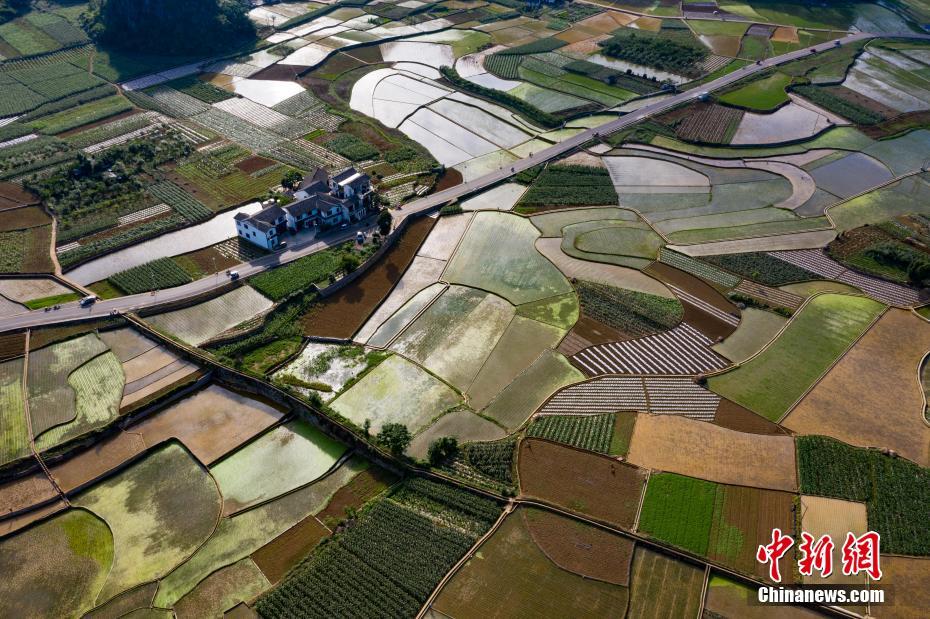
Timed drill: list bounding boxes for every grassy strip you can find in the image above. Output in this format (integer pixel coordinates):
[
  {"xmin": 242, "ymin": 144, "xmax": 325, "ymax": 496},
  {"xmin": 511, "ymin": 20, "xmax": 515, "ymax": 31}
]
[
  {"xmin": 798, "ymin": 435, "xmax": 930, "ymax": 555},
  {"xmin": 439, "ymin": 66, "xmax": 559, "ymax": 129},
  {"xmin": 23, "ymin": 292, "xmax": 80, "ymax": 309}
]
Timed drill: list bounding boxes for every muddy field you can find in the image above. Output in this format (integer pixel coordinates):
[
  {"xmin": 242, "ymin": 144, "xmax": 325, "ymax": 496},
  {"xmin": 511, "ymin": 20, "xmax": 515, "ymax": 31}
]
[
  {"xmin": 644, "ymin": 262, "xmax": 740, "ymax": 341},
  {"xmin": 518, "ymin": 439, "xmax": 646, "ymax": 529},
  {"xmin": 301, "ymin": 215, "xmax": 435, "ymax": 339},
  {"xmin": 713, "ymin": 398, "xmax": 788, "ymax": 436},
  {"xmin": 522, "ymin": 507, "xmax": 634, "ymax": 586}
]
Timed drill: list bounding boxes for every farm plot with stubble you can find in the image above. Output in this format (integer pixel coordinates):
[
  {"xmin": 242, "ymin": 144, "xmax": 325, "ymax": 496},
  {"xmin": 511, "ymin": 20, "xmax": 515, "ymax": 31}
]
[
  {"xmin": 444, "ymin": 212, "xmax": 573, "ymax": 305},
  {"xmin": 210, "ymin": 419, "xmax": 347, "ymax": 514},
  {"xmin": 145, "ymin": 286, "xmax": 273, "ymax": 346},
  {"xmin": 708, "ymin": 293, "xmax": 884, "ymax": 421},
  {"xmin": 432, "ymin": 507, "xmax": 631, "ymax": 619},
  {"xmin": 626, "ymin": 547, "xmax": 705, "ymax": 619},
  {"xmin": 330, "ymin": 354, "xmax": 460, "ymax": 434},
  {"xmin": 626, "ymin": 414, "xmax": 798, "ymax": 491},
  {"xmin": 782, "ymin": 309, "xmax": 930, "ymax": 467}
]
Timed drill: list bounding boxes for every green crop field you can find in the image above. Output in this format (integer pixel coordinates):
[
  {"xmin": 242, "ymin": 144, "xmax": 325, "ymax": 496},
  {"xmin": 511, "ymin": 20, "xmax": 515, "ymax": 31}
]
[
  {"xmin": 109, "ymin": 257, "xmax": 194, "ymax": 295},
  {"xmin": 249, "ymin": 246, "xmax": 345, "ymax": 301},
  {"xmin": 0, "ymin": 357, "xmax": 28, "ymax": 466},
  {"xmin": 718, "ymin": 72, "xmax": 793, "ymax": 111},
  {"xmin": 576, "ymin": 280, "xmax": 682, "ymax": 338},
  {"xmin": 527, "ymin": 414, "xmax": 615, "ymax": 453},
  {"xmin": 637, "ymin": 473, "xmax": 718, "ymax": 555},
  {"xmin": 708, "ymin": 294, "xmax": 884, "ymax": 420},
  {"xmin": 798, "ymin": 436, "xmax": 930, "ymax": 555}
]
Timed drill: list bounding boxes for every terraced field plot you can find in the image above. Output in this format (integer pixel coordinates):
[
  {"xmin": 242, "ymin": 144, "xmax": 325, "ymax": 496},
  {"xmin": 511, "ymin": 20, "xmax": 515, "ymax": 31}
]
[
  {"xmin": 406, "ymin": 409, "xmax": 507, "ymax": 461},
  {"xmin": 145, "ymin": 286, "xmax": 273, "ymax": 346},
  {"xmin": 390, "ymin": 285, "xmax": 515, "ymax": 391},
  {"xmin": 708, "ymin": 293, "xmax": 884, "ymax": 421},
  {"xmin": 432, "ymin": 508, "xmax": 631, "ymax": 619},
  {"xmin": 483, "ymin": 349, "xmax": 584, "ymax": 430},
  {"xmin": 211, "ymin": 419, "xmax": 347, "ymax": 514},
  {"xmin": 713, "ymin": 307, "xmax": 788, "ymax": 363},
  {"xmin": 0, "ymin": 357, "xmax": 27, "ymax": 466},
  {"xmin": 273, "ymin": 342, "xmax": 369, "ymax": 400},
  {"xmin": 74, "ymin": 442, "xmax": 221, "ymax": 604},
  {"xmin": 0, "ymin": 509, "xmax": 113, "ymax": 618},
  {"xmin": 330, "ymin": 354, "xmax": 460, "ymax": 433},
  {"xmin": 26, "ymin": 333, "xmax": 110, "ymax": 437},
  {"xmin": 444, "ymin": 212, "xmax": 573, "ymax": 305}
]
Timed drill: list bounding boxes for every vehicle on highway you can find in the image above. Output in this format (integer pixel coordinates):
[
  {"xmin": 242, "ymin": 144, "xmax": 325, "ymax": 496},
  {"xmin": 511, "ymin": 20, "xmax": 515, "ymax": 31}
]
[
  {"xmin": 79, "ymin": 295, "xmax": 98, "ymax": 307},
  {"xmin": 229, "ymin": 270, "xmax": 240, "ymax": 280}
]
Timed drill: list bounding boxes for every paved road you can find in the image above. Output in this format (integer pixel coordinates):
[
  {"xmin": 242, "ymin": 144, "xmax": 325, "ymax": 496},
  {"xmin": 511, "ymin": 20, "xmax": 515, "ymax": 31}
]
[{"xmin": 0, "ymin": 31, "xmax": 914, "ymax": 332}]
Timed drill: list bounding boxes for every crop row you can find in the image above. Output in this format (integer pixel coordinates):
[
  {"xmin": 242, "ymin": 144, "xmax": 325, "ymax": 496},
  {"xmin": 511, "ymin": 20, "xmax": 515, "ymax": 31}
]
[
  {"xmin": 66, "ymin": 113, "xmax": 154, "ymax": 150},
  {"xmin": 256, "ymin": 479, "xmax": 499, "ymax": 618},
  {"xmin": 109, "ymin": 257, "xmax": 193, "ymax": 294},
  {"xmin": 58, "ymin": 215, "xmax": 184, "ymax": 269},
  {"xmin": 462, "ymin": 439, "xmax": 515, "ymax": 486},
  {"xmin": 141, "ymin": 86, "xmax": 211, "ymax": 118},
  {"xmin": 164, "ymin": 75, "xmax": 235, "ymax": 104},
  {"xmin": 675, "ymin": 104, "xmax": 744, "ymax": 144},
  {"xmin": 701, "ymin": 251, "xmax": 820, "ymax": 286},
  {"xmin": 29, "ymin": 95, "xmax": 132, "ymax": 135},
  {"xmin": 518, "ymin": 164, "xmax": 618, "ymax": 207},
  {"xmin": 484, "ymin": 53, "xmax": 523, "ymax": 79},
  {"xmin": 249, "ymin": 246, "xmax": 345, "ymax": 301},
  {"xmin": 527, "ymin": 413, "xmax": 614, "ymax": 454},
  {"xmin": 576, "ymin": 280, "xmax": 683, "ymax": 337},
  {"xmin": 792, "ymin": 84, "xmax": 884, "ymax": 125},
  {"xmin": 147, "ymin": 180, "xmax": 213, "ymax": 221},
  {"xmin": 798, "ymin": 436, "xmax": 930, "ymax": 555},
  {"xmin": 189, "ymin": 108, "xmax": 284, "ymax": 151}
]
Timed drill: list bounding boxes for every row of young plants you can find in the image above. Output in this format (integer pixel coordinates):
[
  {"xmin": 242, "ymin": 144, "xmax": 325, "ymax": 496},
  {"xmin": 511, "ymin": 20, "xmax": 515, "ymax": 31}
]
[
  {"xmin": 108, "ymin": 257, "xmax": 192, "ymax": 294},
  {"xmin": 576, "ymin": 280, "xmax": 683, "ymax": 337},
  {"xmin": 798, "ymin": 435, "xmax": 930, "ymax": 555},
  {"xmin": 255, "ymin": 478, "xmax": 501, "ymax": 618},
  {"xmin": 527, "ymin": 413, "xmax": 614, "ymax": 454},
  {"xmin": 701, "ymin": 252, "xmax": 820, "ymax": 286}
]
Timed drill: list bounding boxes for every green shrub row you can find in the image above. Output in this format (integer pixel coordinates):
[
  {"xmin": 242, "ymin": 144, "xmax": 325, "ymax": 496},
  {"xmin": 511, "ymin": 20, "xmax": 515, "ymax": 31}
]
[
  {"xmin": 792, "ymin": 84, "xmax": 883, "ymax": 125},
  {"xmin": 576, "ymin": 279, "xmax": 683, "ymax": 337},
  {"xmin": 439, "ymin": 65, "xmax": 560, "ymax": 128}
]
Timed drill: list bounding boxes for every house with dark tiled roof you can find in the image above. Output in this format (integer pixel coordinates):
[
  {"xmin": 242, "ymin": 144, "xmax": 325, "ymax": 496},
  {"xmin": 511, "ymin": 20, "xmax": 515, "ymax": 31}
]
[{"xmin": 236, "ymin": 166, "xmax": 375, "ymax": 250}]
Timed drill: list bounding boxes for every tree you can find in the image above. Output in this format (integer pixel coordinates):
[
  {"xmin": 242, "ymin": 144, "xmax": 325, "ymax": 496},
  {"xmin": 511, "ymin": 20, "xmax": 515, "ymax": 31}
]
[
  {"xmin": 377, "ymin": 209, "xmax": 392, "ymax": 235},
  {"xmin": 378, "ymin": 423, "xmax": 411, "ymax": 456},
  {"xmin": 340, "ymin": 253, "xmax": 360, "ymax": 273},
  {"xmin": 428, "ymin": 437, "xmax": 459, "ymax": 466},
  {"xmin": 281, "ymin": 169, "xmax": 303, "ymax": 191},
  {"xmin": 87, "ymin": 0, "xmax": 256, "ymax": 55}
]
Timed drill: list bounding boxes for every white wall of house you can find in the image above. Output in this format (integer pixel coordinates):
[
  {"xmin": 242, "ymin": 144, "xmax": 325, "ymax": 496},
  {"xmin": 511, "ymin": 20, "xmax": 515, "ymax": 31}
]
[{"xmin": 236, "ymin": 220, "xmax": 278, "ymax": 250}]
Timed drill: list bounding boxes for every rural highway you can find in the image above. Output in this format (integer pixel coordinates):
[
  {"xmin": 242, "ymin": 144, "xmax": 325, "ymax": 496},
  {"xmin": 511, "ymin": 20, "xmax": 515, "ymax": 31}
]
[{"xmin": 0, "ymin": 30, "xmax": 906, "ymax": 332}]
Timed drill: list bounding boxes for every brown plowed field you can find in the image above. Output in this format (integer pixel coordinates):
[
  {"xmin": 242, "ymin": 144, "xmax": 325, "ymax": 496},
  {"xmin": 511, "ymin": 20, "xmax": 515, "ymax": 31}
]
[
  {"xmin": 518, "ymin": 438, "xmax": 646, "ymax": 529},
  {"xmin": 0, "ymin": 206, "xmax": 51, "ymax": 232},
  {"xmin": 301, "ymin": 215, "xmax": 435, "ymax": 339},
  {"xmin": 0, "ymin": 183, "xmax": 37, "ymax": 205},
  {"xmin": 714, "ymin": 398, "xmax": 788, "ymax": 436},
  {"xmin": 0, "ymin": 499, "xmax": 66, "ymax": 537},
  {"xmin": 49, "ymin": 431, "xmax": 146, "ymax": 493},
  {"xmin": 644, "ymin": 262, "xmax": 739, "ymax": 341},
  {"xmin": 235, "ymin": 156, "xmax": 278, "ymax": 174},
  {"xmin": 251, "ymin": 514, "xmax": 329, "ymax": 584},
  {"xmin": 0, "ymin": 331, "xmax": 25, "ymax": 361},
  {"xmin": 522, "ymin": 507, "xmax": 634, "ymax": 586},
  {"xmin": 626, "ymin": 414, "xmax": 797, "ymax": 492},
  {"xmin": 879, "ymin": 556, "xmax": 930, "ymax": 618},
  {"xmin": 316, "ymin": 465, "xmax": 398, "ymax": 527},
  {"xmin": 783, "ymin": 309, "xmax": 930, "ymax": 467},
  {"xmin": 0, "ymin": 469, "xmax": 58, "ymax": 516},
  {"xmin": 708, "ymin": 485, "xmax": 796, "ymax": 581}
]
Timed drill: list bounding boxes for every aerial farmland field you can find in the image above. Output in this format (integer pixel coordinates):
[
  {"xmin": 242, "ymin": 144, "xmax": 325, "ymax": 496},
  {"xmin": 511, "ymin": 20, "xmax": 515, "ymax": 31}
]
[{"xmin": 4, "ymin": 0, "xmax": 930, "ymax": 614}]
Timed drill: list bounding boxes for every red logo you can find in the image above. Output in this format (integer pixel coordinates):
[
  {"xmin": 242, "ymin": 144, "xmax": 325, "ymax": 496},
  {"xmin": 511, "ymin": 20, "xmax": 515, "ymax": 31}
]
[
  {"xmin": 756, "ymin": 530, "xmax": 883, "ymax": 583},
  {"xmin": 756, "ymin": 528, "xmax": 794, "ymax": 582}
]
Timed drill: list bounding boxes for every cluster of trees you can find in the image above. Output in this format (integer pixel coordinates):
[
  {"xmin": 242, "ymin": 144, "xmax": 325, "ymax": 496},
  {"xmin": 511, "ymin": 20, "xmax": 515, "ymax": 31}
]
[
  {"xmin": 85, "ymin": 0, "xmax": 255, "ymax": 55},
  {"xmin": 599, "ymin": 33, "xmax": 707, "ymax": 77},
  {"xmin": 0, "ymin": 0, "xmax": 29, "ymax": 24},
  {"xmin": 866, "ymin": 242, "xmax": 930, "ymax": 287}
]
